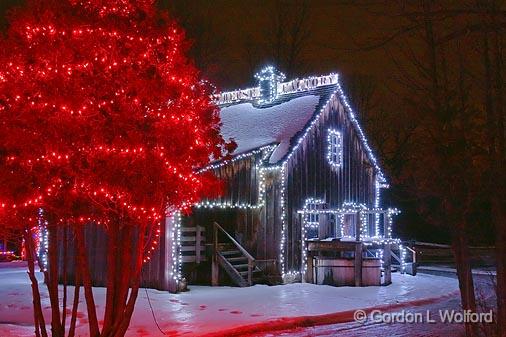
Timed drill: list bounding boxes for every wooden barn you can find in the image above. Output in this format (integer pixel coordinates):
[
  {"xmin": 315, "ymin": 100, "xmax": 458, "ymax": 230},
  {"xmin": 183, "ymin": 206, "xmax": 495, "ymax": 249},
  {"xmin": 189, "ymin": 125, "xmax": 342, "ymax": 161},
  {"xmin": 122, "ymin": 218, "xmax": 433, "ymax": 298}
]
[
  {"xmin": 140, "ymin": 66, "xmax": 408, "ymax": 293},
  {"xmin": 59, "ymin": 67, "xmax": 408, "ymax": 293}
]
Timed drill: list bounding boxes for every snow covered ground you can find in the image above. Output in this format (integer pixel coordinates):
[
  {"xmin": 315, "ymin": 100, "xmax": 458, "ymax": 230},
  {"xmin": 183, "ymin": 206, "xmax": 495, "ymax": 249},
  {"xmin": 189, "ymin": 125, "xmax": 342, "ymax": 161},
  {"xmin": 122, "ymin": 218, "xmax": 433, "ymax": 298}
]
[{"xmin": 0, "ymin": 261, "xmax": 459, "ymax": 336}]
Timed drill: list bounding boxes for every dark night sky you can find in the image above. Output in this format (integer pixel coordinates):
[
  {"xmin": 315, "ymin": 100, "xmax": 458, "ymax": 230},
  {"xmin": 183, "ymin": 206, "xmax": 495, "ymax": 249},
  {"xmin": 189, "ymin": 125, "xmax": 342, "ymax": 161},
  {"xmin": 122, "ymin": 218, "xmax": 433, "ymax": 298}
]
[
  {"xmin": 2, "ymin": 0, "xmax": 493, "ymax": 244},
  {"xmin": 165, "ymin": 1, "xmax": 397, "ymax": 88}
]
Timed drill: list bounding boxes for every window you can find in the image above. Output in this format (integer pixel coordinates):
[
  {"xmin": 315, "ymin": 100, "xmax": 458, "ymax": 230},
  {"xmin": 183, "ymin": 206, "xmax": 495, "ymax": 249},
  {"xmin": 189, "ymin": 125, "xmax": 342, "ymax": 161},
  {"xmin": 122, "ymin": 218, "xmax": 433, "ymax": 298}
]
[
  {"xmin": 304, "ymin": 199, "xmax": 326, "ymax": 240},
  {"xmin": 307, "ymin": 203, "xmax": 320, "ymax": 228},
  {"xmin": 327, "ymin": 129, "xmax": 343, "ymax": 168}
]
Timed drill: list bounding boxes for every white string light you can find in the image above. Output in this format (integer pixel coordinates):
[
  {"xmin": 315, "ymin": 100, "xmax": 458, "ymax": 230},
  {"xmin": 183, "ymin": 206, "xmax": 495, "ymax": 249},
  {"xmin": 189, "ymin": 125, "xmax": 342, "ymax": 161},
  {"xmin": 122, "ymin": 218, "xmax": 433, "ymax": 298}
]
[
  {"xmin": 37, "ymin": 208, "xmax": 48, "ymax": 272},
  {"xmin": 399, "ymin": 244, "xmax": 406, "ymax": 273},
  {"xmin": 198, "ymin": 145, "xmax": 276, "ymax": 174},
  {"xmin": 254, "ymin": 66, "xmax": 286, "ymax": 104},
  {"xmin": 168, "ymin": 211, "xmax": 182, "ymax": 281},
  {"xmin": 327, "ymin": 129, "xmax": 343, "ymax": 168},
  {"xmin": 215, "ymin": 72, "xmax": 338, "ymax": 106},
  {"xmin": 279, "ymin": 165, "xmax": 287, "ymax": 276}
]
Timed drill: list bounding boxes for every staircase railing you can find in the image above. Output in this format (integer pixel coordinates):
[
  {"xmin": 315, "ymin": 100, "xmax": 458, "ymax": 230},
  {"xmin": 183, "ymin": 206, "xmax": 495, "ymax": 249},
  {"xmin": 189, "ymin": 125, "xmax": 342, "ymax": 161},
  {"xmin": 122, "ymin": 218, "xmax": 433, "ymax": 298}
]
[
  {"xmin": 405, "ymin": 246, "xmax": 416, "ymax": 264},
  {"xmin": 391, "ymin": 243, "xmax": 417, "ymax": 275},
  {"xmin": 213, "ymin": 222, "xmax": 255, "ymax": 285}
]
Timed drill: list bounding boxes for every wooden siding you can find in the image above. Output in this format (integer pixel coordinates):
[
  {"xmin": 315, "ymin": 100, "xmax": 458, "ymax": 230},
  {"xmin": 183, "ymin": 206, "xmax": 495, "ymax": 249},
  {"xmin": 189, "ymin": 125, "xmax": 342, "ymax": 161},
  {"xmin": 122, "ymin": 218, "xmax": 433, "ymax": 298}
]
[
  {"xmin": 57, "ymin": 219, "xmax": 171, "ymax": 291},
  {"xmin": 198, "ymin": 153, "xmax": 260, "ymax": 206},
  {"xmin": 284, "ymin": 94, "xmax": 377, "ymax": 272}
]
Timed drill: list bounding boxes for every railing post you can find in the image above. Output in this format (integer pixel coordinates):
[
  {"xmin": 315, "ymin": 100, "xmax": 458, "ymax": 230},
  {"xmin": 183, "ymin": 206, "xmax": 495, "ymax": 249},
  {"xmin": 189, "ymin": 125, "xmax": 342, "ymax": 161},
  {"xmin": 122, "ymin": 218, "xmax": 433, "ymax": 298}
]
[
  {"xmin": 212, "ymin": 223, "xmax": 219, "ymax": 286},
  {"xmin": 383, "ymin": 243, "xmax": 392, "ymax": 285},
  {"xmin": 406, "ymin": 246, "xmax": 416, "ymax": 264},
  {"xmin": 248, "ymin": 259, "xmax": 252, "ymax": 286}
]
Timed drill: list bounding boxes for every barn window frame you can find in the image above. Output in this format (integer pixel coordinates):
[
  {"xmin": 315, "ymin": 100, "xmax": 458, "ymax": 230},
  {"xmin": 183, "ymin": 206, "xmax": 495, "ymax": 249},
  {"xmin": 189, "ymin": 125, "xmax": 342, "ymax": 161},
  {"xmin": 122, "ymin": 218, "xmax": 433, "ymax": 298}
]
[
  {"xmin": 327, "ymin": 129, "xmax": 343, "ymax": 168},
  {"xmin": 303, "ymin": 199, "xmax": 327, "ymax": 240},
  {"xmin": 306, "ymin": 203, "xmax": 320, "ymax": 228}
]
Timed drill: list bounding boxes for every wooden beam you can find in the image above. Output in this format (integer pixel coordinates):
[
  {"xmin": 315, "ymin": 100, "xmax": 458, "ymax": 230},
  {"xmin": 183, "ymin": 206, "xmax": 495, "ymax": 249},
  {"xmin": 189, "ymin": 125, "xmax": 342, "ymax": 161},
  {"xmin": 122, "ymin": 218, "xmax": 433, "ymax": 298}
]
[
  {"xmin": 181, "ymin": 227, "xmax": 206, "ymax": 232},
  {"xmin": 181, "ymin": 256, "xmax": 208, "ymax": 263},
  {"xmin": 179, "ymin": 246, "xmax": 205, "ymax": 252},
  {"xmin": 307, "ymin": 240, "xmax": 359, "ymax": 251}
]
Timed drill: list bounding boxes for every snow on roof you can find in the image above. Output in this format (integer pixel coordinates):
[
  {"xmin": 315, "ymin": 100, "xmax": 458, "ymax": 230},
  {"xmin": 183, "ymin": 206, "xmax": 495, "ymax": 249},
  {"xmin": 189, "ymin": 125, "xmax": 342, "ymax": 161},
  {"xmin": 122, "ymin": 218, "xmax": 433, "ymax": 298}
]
[
  {"xmin": 211, "ymin": 70, "xmax": 385, "ymax": 181},
  {"xmin": 220, "ymin": 95, "xmax": 320, "ymax": 163}
]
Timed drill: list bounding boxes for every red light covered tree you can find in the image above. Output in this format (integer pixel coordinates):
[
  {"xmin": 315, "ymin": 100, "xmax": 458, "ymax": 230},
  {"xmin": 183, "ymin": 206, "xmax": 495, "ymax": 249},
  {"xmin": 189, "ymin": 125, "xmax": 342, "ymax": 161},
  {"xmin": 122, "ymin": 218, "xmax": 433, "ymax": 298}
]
[{"xmin": 0, "ymin": 0, "xmax": 232, "ymax": 336}]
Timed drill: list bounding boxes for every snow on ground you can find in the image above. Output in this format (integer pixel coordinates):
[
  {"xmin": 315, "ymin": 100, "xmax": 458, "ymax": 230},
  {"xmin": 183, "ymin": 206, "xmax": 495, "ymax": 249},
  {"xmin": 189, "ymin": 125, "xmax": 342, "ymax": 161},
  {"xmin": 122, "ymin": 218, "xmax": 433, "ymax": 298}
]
[
  {"xmin": 0, "ymin": 261, "xmax": 458, "ymax": 337},
  {"xmin": 220, "ymin": 95, "xmax": 320, "ymax": 163}
]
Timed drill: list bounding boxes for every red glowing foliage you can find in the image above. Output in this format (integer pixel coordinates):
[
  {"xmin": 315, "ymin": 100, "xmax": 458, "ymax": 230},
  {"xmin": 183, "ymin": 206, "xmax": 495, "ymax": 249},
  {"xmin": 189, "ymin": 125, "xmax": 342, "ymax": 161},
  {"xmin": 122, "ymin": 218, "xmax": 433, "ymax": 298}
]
[{"xmin": 0, "ymin": 0, "xmax": 229, "ymax": 229}]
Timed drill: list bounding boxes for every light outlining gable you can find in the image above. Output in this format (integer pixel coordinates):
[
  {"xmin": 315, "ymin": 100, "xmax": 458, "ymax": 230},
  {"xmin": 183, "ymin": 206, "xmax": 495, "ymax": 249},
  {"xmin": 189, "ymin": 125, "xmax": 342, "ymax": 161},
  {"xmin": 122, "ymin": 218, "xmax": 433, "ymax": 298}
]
[
  {"xmin": 335, "ymin": 78, "xmax": 386, "ymax": 183},
  {"xmin": 268, "ymin": 75, "xmax": 386, "ymax": 184}
]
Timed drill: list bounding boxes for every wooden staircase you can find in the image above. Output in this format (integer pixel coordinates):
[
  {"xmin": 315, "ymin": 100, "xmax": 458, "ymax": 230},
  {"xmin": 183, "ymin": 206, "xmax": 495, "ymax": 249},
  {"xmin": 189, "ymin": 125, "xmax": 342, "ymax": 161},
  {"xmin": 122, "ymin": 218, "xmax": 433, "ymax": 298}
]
[{"xmin": 212, "ymin": 222, "xmax": 262, "ymax": 287}]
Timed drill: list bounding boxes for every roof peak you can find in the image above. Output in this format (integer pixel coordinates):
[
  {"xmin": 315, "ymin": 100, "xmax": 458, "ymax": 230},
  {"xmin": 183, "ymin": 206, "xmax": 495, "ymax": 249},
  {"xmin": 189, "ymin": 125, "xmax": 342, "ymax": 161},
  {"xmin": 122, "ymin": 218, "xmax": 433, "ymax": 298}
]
[{"xmin": 214, "ymin": 68, "xmax": 338, "ymax": 106}]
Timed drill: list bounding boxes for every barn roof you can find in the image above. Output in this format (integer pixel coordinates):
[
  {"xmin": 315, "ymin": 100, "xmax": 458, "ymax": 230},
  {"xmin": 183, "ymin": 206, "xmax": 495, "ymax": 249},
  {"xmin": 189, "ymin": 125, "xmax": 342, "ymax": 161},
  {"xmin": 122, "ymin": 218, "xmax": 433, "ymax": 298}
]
[
  {"xmin": 220, "ymin": 92, "xmax": 333, "ymax": 164},
  {"xmin": 212, "ymin": 70, "xmax": 386, "ymax": 182}
]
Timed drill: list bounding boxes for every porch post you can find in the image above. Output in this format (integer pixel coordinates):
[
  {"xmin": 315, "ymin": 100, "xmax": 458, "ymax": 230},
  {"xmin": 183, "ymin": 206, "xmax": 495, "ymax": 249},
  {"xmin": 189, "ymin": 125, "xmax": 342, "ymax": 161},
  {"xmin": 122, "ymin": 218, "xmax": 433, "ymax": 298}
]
[
  {"xmin": 195, "ymin": 225, "xmax": 202, "ymax": 264},
  {"xmin": 211, "ymin": 224, "xmax": 219, "ymax": 286},
  {"xmin": 355, "ymin": 211, "xmax": 361, "ymax": 242},
  {"xmin": 354, "ymin": 242, "xmax": 363, "ymax": 287},
  {"xmin": 307, "ymin": 252, "xmax": 314, "ymax": 283}
]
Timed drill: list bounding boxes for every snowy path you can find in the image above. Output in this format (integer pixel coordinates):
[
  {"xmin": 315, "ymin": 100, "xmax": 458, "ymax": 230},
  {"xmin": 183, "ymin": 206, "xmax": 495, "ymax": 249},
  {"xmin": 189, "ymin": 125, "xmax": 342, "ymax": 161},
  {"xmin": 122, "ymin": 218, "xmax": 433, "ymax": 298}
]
[
  {"xmin": 253, "ymin": 296, "xmax": 466, "ymax": 337},
  {"xmin": 0, "ymin": 262, "xmax": 459, "ymax": 336},
  {"xmin": 252, "ymin": 275, "xmax": 496, "ymax": 337}
]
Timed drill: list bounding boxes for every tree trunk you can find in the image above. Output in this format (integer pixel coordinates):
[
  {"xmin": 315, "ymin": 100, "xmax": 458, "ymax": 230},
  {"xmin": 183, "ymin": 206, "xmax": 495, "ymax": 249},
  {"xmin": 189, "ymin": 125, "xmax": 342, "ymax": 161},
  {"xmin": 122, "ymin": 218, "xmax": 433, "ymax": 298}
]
[
  {"xmin": 101, "ymin": 221, "xmax": 119, "ymax": 337},
  {"xmin": 113, "ymin": 225, "xmax": 133, "ymax": 320},
  {"xmin": 452, "ymin": 225, "xmax": 478, "ymax": 337},
  {"xmin": 495, "ymin": 208, "xmax": 506, "ymax": 337},
  {"xmin": 46, "ymin": 225, "xmax": 64, "ymax": 337},
  {"xmin": 491, "ymin": 24, "xmax": 506, "ymax": 337},
  {"xmin": 61, "ymin": 225, "xmax": 68, "ymax": 333},
  {"xmin": 24, "ymin": 229, "xmax": 48, "ymax": 337},
  {"xmin": 68, "ymin": 251, "xmax": 81, "ymax": 337},
  {"xmin": 482, "ymin": 24, "xmax": 506, "ymax": 337},
  {"xmin": 106, "ymin": 224, "xmax": 146, "ymax": 337},
  {"xmin": 75, "ymin": 226, "xmax": 100, "ymax": 337}
]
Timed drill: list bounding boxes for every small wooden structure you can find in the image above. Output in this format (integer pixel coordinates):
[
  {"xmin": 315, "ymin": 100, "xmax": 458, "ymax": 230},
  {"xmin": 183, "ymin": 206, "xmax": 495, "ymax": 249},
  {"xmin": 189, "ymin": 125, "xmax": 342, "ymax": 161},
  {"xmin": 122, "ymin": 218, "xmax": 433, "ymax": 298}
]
[
  {"xmin": 59, "ymin": 67, "xmax": 405, "ymax": 292},
  {"xmin": 161, "ymin": 67, "xmax": 403, "ymax": 291}
]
